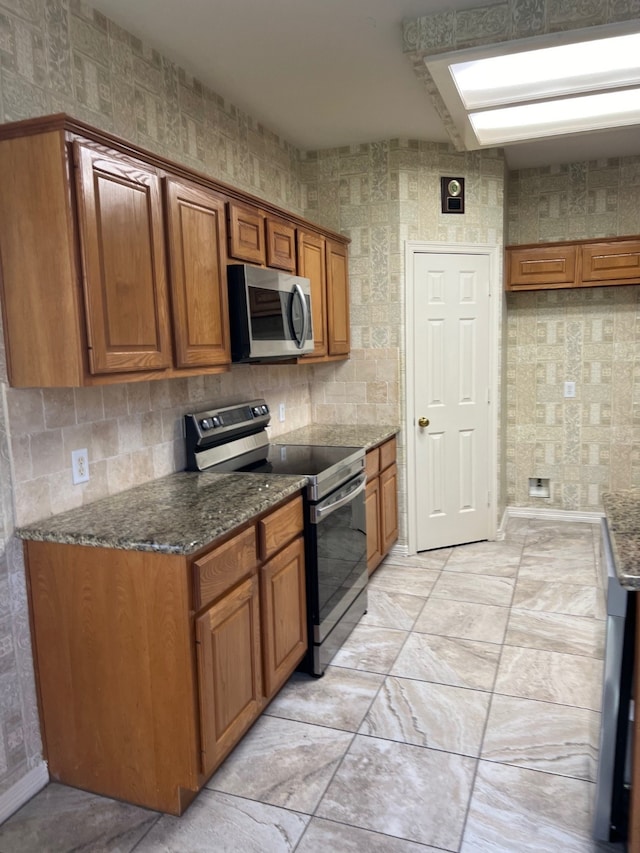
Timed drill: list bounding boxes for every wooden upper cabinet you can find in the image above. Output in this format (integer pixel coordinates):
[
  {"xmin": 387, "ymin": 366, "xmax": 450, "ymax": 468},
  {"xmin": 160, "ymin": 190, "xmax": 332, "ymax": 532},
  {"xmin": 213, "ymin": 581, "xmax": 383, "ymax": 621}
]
[
  {"xmin": 506, "ymin": 244, "xmax": 577, "ymax": 291},
  {"xmin": 74, "ymin": 143, "xmax": 172, "ymax": 374},
  {"xmin": 266, "ymin": 217, "xmax": 296, "ymax": 271},
  {"xmin": 227, "ymin": 201, "xmax": 266, "ymax": 265},
  {"xmin": 165, "ymin": 179, "xmax": 231, "ymax": 368},
  {"xmin": 0, "ymin": 114, "xmax": 350, "ymax": 386},
  {"xmin": 326, "ymin": 239, "xmax": 350, "ymax": 356},
  {"xmin": 0, "ymin": 130, "xmax": 85, "ymax": 387},
  {"xmin": 297, "ymin": 230, "xmax": 328, "ymax": 358},
  {"xmin": 506, "ymin": 235, "xmax": 640, "ymax": 291},
  {"xmin": 581, "ymin": 239, "xmax": 640, "ymax": 284}
]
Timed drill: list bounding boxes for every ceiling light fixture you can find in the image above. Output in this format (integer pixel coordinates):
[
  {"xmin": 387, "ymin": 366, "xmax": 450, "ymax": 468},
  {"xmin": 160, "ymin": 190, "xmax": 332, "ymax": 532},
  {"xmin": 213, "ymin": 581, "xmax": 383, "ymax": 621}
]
[
  {"xmin": 469, "ymin": 87, "xmax": 640, "ymax": 145},
  {"xmin": 450, "ymin": 32, "xmax": 640, "ymax": 109},
  {"xmin": 425, "ymin": 24, "xmax": 640, "ymax": 150}
]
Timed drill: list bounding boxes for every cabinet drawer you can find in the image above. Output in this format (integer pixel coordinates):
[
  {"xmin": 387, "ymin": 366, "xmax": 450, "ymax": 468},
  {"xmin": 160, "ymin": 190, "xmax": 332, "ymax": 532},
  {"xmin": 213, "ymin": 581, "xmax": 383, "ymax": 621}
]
[
  {"xmin": 379, "ymin": 436, "xmax": 396, "ymax": 471},
  {"xmin": 581, "ymin": 240, "xmax": 640, "ymax": 283},
  {"xmin": 507, "ymin": 245, "xmax": 577, "ymax": 289},
  {"xmin": 266, "ymin": 217, "xmax": 296, "ymax": 272},
  {"xmin": 365, "ymin": 447, "xmax": 380, "ymax": 479},
  {"xmin": 193, "ymin": 526, "xmax": 258, "ymax": 610},
  {"xmin": 258, "ymin": 496, "xmax": 304, "ymax": 561},
  {"xmin": 227, "ymin": 201, "xmax": 265, "ymax": 265}
]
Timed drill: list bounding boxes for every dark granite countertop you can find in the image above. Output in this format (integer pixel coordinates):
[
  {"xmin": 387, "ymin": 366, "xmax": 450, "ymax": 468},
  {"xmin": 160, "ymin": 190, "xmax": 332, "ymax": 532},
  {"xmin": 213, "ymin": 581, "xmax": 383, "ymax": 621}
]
[
  {"xmin": 16, "ymin": 471, "xmax": 307, "ymax": 556},
  {"xmin": 602, "ymin": 490, "xmax": 640, "ymax": 590},
  {"xmin": 277, "ymin": 424, "xmax": 399, "ymax": 450},
  {"xmin": 16, "ymin": 423, "xmax": 399, "ymax": 557}
]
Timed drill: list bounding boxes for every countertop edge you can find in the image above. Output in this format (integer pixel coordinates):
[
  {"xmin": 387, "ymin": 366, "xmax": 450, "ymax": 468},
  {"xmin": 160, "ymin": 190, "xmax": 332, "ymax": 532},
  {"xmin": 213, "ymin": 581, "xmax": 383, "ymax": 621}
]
[
  {"xmin": 603, "ymin": 491, "xmax": 640, "ymax": 591},
  {"xmin": 16, "ymin": 473, "xmax": 308, "ymax": 556}
]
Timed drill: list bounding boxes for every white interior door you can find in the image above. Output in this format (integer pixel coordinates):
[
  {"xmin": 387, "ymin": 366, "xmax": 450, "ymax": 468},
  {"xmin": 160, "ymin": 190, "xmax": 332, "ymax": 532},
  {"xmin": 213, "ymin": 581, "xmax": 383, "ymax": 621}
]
[{"xmin": 411, "ymin": 249, "xmax": 493, "ymax": 552}]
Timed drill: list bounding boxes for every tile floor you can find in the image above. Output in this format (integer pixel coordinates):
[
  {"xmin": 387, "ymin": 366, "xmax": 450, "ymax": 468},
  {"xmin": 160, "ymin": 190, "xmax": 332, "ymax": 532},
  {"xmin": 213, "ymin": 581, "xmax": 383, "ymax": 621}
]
[{"xmin": 0, "ymin": 516, "xmax": 629, "ymax": 852}]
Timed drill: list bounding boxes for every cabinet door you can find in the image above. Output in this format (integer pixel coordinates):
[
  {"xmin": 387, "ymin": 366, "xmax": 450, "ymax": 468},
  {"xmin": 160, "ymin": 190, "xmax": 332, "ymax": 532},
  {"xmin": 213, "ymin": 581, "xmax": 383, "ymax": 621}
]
[
  {"xmin": 195, "ymin": 574, "xmax": 263, "ymax": 777},
  {"xmin": 581, "ymin": 240, "xmax": 640, "ymax": 284},
  {"xmin": 74, "ymin": 143, "xmax": 172, "ymax": 374},
  {"xmin": 227, "ymin": 201, "xmax": 265, "ymax": 265},
  {"xmin": 365, "ymin": 476, "xmax": 383, "ymax": 575},
  {"xmin": 165, "ymin": 179, "xmax": 231, "ymax": 368},
  {"xmin": 506, "ymin": 244, "xmax": 577, "ymax": 290},
  {"xmin": 297, "ymin": 230, "xmax": 328, "ymax": 358},
  {"xmin": 380, "ymin": 462, "xmax": 399, "ymax": 555},
  {"xmin": 266, "ymin": 217, "xmax": 296, "ymax": 271},
  {"xmin": 260, "ymin": 537, "xmax": 306, "ymax": 698},
  {"xmin": 326, "ymin": 239, "xmax": 350, "ymax": 356}
]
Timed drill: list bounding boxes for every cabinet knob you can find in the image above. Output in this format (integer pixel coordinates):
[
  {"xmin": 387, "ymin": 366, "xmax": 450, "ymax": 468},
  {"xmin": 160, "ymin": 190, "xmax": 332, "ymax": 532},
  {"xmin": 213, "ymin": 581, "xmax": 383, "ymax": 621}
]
[{"xmin": 418, "ymin": 417, "xmax": 430, "ymax": 428}]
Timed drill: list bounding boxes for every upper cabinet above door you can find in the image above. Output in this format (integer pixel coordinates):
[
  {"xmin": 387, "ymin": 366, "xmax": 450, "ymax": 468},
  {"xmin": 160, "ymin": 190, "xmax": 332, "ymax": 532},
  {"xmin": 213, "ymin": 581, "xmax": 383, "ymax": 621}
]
[{"xmin": 506, "ymin": 236, "xmax": 640, "ymax": 292}]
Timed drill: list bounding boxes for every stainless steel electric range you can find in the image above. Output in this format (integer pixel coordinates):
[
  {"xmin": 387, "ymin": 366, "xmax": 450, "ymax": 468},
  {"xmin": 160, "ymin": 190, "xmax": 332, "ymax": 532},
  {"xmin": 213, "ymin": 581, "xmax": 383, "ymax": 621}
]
[{"xmin": 184, "ymin": 399, "xmax": 368, "ymax": 676}]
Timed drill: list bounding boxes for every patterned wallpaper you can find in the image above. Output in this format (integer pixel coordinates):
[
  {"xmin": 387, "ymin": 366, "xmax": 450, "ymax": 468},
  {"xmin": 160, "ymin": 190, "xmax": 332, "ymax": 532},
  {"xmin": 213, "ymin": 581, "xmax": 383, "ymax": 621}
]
[{"xmin": 505, "ymin": 159, "xmax": 640, "ymax": 511}]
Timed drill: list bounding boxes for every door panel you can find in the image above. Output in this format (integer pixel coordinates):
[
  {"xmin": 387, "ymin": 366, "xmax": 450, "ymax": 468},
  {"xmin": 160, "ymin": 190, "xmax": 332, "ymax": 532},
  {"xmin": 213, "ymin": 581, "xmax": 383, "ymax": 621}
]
[
  {"xmin": 165, "ymin": 179, "xmax": 230, "ymax": 368},
  {"xmin": 195, "ymin": 575, "xmax": 262, "ymax": 777},
  {"xmin": 74, "ymin": 144, "xmax": 171, "ymax": 374},
  {"xmin": 414, "ymin": 252, "xmax": 490, "ymax": 551}
]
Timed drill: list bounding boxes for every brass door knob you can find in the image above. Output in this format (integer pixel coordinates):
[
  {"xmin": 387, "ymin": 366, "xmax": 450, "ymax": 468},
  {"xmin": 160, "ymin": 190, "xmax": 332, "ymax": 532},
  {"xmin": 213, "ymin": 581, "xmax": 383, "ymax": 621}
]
[{"xmin": 418, "ymin": 417, "xmax": 430, "ymax": 428}]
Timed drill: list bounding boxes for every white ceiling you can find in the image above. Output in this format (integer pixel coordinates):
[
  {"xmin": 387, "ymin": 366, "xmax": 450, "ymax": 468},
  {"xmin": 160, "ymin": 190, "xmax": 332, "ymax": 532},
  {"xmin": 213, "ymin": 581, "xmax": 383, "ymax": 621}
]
[{"xmin": 94, "ymin": 0, "xmax": 640, "ymax": 170}]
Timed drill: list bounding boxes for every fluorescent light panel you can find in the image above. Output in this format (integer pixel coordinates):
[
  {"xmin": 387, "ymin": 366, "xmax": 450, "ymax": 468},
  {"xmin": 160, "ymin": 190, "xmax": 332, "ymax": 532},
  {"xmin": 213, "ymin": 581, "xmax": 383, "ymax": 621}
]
[
  {"xmin": 442, "ymin": 29, "xmax": 640, "ymax": 147},
  {"xmin": 450, "ymin": 32, "xmax": 640, "ymax": 109},
  {"xmin": 469, "ymin": 87, "xmax": 640, "ymax": 144}
]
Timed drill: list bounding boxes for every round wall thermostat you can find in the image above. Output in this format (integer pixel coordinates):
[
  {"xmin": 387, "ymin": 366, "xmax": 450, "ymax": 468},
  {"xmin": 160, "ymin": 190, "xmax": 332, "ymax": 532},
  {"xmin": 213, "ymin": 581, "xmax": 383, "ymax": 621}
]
[{"xmin": 441, "ymin": 176, "xmax": 465, "ymax": 213}]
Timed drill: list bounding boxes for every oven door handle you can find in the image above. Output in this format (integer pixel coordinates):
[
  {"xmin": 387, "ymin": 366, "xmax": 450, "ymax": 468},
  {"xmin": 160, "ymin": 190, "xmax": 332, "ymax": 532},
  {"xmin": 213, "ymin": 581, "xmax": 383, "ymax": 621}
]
[{"xmin": 310, "ymin": 473, "xmax": 367, "ymax": 523}]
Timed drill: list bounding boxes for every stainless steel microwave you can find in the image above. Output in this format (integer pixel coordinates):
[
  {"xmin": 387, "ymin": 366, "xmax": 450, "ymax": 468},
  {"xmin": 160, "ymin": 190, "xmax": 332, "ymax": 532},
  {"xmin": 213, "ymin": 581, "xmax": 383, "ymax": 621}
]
[{"xmin": 227, "ymin": 264, "xmax": 314, "ymax": 362}]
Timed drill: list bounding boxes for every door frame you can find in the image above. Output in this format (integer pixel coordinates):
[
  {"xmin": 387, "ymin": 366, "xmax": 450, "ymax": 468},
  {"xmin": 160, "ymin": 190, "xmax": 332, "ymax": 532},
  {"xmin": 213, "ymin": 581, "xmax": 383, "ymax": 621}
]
[{"xmin": 404, "ymin": 241, "xmax": 501, "ymax": 555}]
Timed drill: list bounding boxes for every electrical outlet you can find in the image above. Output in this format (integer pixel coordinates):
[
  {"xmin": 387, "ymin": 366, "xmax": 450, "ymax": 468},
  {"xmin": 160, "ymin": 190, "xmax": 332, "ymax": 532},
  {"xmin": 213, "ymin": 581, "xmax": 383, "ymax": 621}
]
[
  {"xmin": 279, "ymin": 402, "xmax": 285, "ymax": 423},
  {"xmin": 71, "ymin": 448, "xmax": 89, "ymax": 484},
  {"xmin": 564, "ymin": 381, "xmax": 576, "ymax": 398}
]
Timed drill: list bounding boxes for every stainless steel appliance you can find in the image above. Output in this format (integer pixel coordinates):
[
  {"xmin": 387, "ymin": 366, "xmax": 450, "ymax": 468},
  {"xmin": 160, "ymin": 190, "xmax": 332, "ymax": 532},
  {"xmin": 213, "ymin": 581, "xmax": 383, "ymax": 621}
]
[
  {"xmin": 184, "ymin": 399, "xmax": 367, "ymax": 676},
  {"xmin": 594, "ymin": 516, "xmax": 634, "ymax": 843},
  {"xmin": 227, "ymin": 264, "xmax": 313, "ymax": 362}
]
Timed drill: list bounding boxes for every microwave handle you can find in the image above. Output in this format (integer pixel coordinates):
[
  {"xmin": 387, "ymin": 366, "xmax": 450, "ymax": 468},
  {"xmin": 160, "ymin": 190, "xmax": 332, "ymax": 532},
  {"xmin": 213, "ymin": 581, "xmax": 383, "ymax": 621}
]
[{"xmin": 292, "ymin": 283, "xmax": 310, "ymax": 349}]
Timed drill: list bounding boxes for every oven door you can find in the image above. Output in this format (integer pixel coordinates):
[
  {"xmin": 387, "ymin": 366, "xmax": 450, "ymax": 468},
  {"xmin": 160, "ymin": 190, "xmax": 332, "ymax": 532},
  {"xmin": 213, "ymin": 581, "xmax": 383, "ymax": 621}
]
[{"xmin": 307, "ymin": 472, "xmax": 367, "ymax": 645}]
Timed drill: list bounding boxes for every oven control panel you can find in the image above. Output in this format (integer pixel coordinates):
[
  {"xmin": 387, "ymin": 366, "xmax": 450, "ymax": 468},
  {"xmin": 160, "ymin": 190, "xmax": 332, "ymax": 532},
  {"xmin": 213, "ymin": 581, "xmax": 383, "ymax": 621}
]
[{"xmin": 184, "ymin": 399, "xmax": 271, "ymax": 470}]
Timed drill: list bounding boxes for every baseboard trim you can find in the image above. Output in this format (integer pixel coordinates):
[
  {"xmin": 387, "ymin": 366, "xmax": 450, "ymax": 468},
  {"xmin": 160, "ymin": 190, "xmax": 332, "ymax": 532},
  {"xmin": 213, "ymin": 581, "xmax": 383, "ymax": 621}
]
[
  {"xmin": 500, "ymin": 505, "xmax": 604, "ymax": 536},
  {"xmin": 387, "ymin": 543, "xmax": 409, "ymax": 559},
  {"xmin": 0, "ymin": 763, "xmax": 48, "ymax": 824}
]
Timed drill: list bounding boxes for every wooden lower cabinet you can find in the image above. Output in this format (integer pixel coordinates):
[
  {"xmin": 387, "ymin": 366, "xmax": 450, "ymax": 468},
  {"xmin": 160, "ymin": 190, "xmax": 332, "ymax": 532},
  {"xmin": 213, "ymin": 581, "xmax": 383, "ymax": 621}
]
[
  {"xmin": 380, "ymin": 462, "xmax": 399, "ymax": 555},
  {"xmin": 365, "ymin": 436, "xmax": 399, "ymax": 574},
  {"xmin": 365, "ymin": 477, "xmax": 383, "ymax": 570},
  {"xmin": 196, "ymin": 574, "xmax": 263, "ymax": 778},
  {"xmin": 24, "ymin": 493, "xmax": 306, "ymax": 815},
  {"xmin": 260, "ymin": 536, "xmax": 306, "ymax": 697}
]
